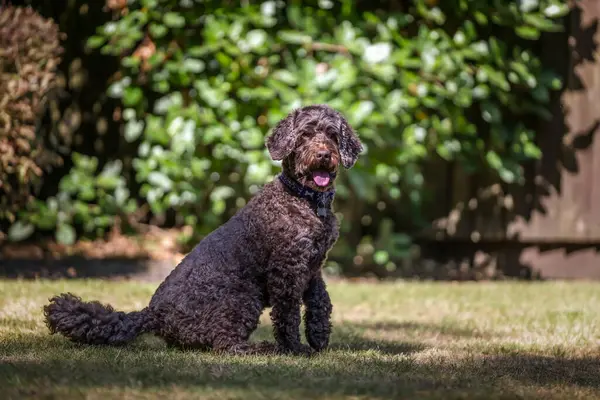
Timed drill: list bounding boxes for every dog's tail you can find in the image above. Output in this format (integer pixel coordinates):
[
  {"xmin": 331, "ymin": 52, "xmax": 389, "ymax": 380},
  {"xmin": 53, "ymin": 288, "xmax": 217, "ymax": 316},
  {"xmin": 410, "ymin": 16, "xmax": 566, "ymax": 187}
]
[{"xmin": 43, "ymin": 293, "xmax": 156, "ymax": 345}]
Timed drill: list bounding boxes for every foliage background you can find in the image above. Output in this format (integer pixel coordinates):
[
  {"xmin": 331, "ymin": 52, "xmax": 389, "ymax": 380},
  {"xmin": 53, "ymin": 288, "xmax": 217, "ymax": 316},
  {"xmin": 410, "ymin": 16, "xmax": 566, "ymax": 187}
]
[{"xmin": 1, "ymin": 0, "xmax": 569, "ymax": 277}]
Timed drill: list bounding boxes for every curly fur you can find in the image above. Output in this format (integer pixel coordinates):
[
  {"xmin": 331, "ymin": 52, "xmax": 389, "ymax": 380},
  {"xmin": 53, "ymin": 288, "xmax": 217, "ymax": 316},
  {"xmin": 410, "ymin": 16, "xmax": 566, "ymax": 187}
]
[
  {"xmin": 44, "ymin": 104, "xmax": 363, "ymax": 356},
  {"xmin": 44, "ymin": 293, "xmax": 155, "ymax": 345}
]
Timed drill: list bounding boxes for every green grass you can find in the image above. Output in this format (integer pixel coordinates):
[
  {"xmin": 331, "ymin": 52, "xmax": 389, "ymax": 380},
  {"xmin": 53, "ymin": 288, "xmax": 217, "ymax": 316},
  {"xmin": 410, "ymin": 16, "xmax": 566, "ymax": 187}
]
[{"xmin": 2, "ymin": 280, "xmax": 600, "ymax": 399}]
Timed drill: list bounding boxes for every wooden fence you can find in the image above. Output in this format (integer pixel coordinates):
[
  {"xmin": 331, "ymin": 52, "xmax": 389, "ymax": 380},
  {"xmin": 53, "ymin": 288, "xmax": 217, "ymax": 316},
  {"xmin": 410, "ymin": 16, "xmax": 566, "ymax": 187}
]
[{"xmin": 419, "ymin": 0, "xmax": 600, "ymax": 279}]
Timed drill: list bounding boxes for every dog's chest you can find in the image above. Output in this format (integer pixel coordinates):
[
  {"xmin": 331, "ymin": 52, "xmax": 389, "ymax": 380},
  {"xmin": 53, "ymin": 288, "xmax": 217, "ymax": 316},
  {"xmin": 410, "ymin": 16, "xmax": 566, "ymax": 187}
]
[
  {"xmin": 305, "ymin": 215, "xmax": 338, "ymax": 270},
  {"xmin": 269, "ymin": 190, "xmax": 339, "ymax": 268}
]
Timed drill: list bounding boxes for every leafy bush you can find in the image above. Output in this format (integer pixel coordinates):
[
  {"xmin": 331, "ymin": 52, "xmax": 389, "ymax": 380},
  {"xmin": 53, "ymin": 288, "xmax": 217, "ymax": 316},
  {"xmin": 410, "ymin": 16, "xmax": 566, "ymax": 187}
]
[
  {"xmin": 9, "ymin": 153, "xmax": 137, "ymax": 244},
  {"xmin": 0, "ymin": 6, "xmax": 65, "ymax": 223},
  {"xmin": 7, "ymin": 0, "xmax": 568, "ymax": 275}
]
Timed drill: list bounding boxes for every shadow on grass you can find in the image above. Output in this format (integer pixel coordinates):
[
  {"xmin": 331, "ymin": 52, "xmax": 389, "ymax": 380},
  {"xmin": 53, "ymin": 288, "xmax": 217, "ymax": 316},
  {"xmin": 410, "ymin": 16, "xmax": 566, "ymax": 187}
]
[
  {"xmin": 342, "ymin": 320, "xmax": 496, "ymax": 339},
  {"xmin": 247, "ymin": 318, "xmax": 497, "ymax": 357},
  {"xmin": 252, "ymin": 323, "xmax": 428, "ymax": 356},
  {"xmin": 2, "ymin": 322, "xmax": 600, "ymax": 399}
]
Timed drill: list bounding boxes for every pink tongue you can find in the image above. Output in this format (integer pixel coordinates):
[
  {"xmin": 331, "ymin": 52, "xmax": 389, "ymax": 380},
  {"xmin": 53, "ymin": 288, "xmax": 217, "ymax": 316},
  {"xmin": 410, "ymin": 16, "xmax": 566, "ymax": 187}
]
[{"xmin": 312, "ymin": 171, "xmax": 331, "ymax": 187}]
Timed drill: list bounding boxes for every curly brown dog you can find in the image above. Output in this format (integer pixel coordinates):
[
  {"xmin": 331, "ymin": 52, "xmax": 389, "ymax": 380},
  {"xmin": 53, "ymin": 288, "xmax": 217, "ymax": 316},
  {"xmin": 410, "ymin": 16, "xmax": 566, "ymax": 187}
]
[{"xmin": 43, "ymin": 104, "xmax": 363, "ymax": 356}]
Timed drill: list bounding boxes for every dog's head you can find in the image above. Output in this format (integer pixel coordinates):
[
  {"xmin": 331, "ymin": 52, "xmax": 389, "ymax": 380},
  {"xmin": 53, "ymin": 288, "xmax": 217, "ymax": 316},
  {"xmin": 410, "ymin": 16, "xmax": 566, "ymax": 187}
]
[{"xmin": 266, "ymin": 104, "xmax": 363, "ymax": 191}]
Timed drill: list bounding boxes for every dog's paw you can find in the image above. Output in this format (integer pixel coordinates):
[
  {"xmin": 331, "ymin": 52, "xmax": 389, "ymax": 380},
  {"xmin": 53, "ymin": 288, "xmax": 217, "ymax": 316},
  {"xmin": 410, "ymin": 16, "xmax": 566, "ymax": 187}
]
[
  {"xmin": 307, "ymin": 339, "xmax": 328, "ymax": 352},
  {"xmin": 306, "ymin": 330, "xmax": 330, "ymax": 352}
]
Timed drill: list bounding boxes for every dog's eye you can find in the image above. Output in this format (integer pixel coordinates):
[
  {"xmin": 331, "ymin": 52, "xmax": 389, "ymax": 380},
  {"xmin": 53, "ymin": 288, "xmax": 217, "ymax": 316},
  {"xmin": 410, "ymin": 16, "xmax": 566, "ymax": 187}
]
[{"xmin": 326, "ymin": 131, "xmax": 338, "ymax": 142}]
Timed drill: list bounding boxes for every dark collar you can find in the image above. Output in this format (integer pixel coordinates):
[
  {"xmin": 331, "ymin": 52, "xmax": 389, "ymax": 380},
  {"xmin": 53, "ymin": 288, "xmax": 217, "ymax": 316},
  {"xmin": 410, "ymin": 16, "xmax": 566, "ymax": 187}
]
[{"xmin": 278, "ymin": 173, "xmax": 335, "ymax": 217}]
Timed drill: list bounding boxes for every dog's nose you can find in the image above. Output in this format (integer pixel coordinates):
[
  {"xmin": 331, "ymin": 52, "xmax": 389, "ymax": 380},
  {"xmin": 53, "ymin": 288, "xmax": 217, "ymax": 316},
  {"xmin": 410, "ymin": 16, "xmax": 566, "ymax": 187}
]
[{"xmin": 316, "ymin": 150, "xmax": 331, "ymax": 162}]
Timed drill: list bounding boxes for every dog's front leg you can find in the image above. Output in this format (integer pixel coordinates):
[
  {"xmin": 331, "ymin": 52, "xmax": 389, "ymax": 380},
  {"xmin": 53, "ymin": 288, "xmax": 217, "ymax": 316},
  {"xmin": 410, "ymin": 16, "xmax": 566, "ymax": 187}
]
[
  {"xmin": 268, "ymin": 263, "xmax": 314, "ymax": 356},
  {"xmin": 303, "ymin": 273, "xmax": 332, "ymax": 352}
]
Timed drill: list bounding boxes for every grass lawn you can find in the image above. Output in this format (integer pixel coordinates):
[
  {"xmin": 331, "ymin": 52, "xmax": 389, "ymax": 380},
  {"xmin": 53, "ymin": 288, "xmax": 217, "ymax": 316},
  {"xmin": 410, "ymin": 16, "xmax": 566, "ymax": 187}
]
[{"xmin": 1, "ymin": 279, "xmax": 600, "ymax": 399}]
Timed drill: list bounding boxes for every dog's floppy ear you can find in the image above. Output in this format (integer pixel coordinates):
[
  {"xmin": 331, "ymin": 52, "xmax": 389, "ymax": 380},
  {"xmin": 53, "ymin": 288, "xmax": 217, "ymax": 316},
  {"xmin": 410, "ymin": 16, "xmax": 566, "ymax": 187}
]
[
  {"xmin": 338, "ymin": 115, "xmax": 363, "ymax": 169},
  {"xmin": 266, "ymin": 109, "xmax": 299, "ymax": 161}
]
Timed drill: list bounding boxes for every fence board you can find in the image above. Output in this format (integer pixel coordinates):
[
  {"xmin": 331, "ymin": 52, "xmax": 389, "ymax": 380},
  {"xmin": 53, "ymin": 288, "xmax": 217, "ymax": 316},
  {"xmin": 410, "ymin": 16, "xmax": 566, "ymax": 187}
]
[{"xmin": 507, "ymin": 2, "xmax": 600, "ymax": 242}]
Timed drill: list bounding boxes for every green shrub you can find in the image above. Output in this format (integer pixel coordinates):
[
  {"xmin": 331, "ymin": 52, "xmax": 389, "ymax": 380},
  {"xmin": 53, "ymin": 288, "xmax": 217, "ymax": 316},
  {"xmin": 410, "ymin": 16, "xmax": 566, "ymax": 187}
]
[
  {"xmin": 8, "ymin": 0, "xmax": 568, "ymax": 275},
  {"xmin": 9, "ymin": 153, "xmax": 137, "ymax": 244}
]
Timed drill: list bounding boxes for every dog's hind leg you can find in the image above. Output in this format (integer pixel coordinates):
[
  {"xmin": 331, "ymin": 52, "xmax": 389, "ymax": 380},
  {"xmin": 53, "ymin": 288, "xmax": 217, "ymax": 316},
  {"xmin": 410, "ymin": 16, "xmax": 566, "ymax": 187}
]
[
  {"xmin": 208, "ymin": 298, "xmax": 265, "ymax": 355},
  {"xmin": 157, "ymin": 290, "xmax": 265, "ymax": 355}
]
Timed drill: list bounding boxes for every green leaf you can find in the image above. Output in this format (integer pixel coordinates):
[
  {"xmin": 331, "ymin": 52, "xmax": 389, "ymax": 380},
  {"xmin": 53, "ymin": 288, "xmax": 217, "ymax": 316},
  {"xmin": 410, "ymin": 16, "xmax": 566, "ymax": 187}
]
[
  {"xmin": 164, "ymin": 12, "xmax": 185, "ymax": 28},
  {"xmin": 523, "ymin": 13, "xmax": 562, "ymax": 31},
  {"xmin": 473, "ymin": 11, "xmax": 488, "ymax": 25},
  {"xmin": 246, "ymin": 29, "xmax": 267, "ymax": 50},
  {"xmin": 499, "ymin": 167, "xmax": 517, "ymax": 183},
  {"xmin": 87, "ymin": 36, "xmax": 106, "ymax": 49},
  {"xmin": 272, "ymin": 70, "xmax": 297, "ymax": 85},
  {"xmin": 147, "ymin": 171, "xmax": 173, "ymax": 191},
  {"xmin": 349, "ymin": 101, "xmax": 374, "ymax": 126},
  {"xmin": 148, "ymin": 52, "xmax": 166, "ymax": 68},
  {"xmin": 107, "ymin": 78, "xmax": 131, "ymax": 98},
  {"xmin": 516, "ymin": 25, "xmax": 541, "ymax": 40},
  {"xmin": 121, "ymin": 56, "xmax": 141, "ymax": 69},
  {"xmin": 481, "ymin": 102, "xmax": 502, "ymax": 123},
  {"xmin": 543, "ymin": 4, "xmax": 570, "ymax": 18},
  {"xmin": 149, "ymin": 23, "xmax": 168, "ymax": 39},
  {"xmin": 482, "ymin": 66, "xmax": 511, "ymax": 91},
  {"xmin": 374, "ymin": 250, "xmax": 389, "ymax": 265},
  {"xmin": 123, "ymin": 87, "xmax": 143, "ymax": 107},
  {"xmin": 97, "ymin": 174, "xmax": 122, "ymax": 190},
  {"xmin": 523, "ymin": 142, "xmax": 542, "ymax": 159},
  {"xmin": 277, "ymin": 30, "xmax": 311, "ymax": 44},
  {"xmin": 486, "ymin": 151, "xmax": 502, "ymax": 170},
  {"xmin": 56, "ymin": 223, "xmax": 76, "ymax": 245},
  {"xmin": 183, "ymin": 58, "xmax": 205, "ymax": 73},
  {"xmin": 210, "ymin": 186, "xmax": 236, "ymax": 202},
  {"xmin": 124, "ymin": 119, "xmax": 144, "ymax": 143},
  {"xmin": 8, "ymin": 221, "xmax": 35, "ymax": 242},
  {"xmin": 212, "ymin": 200, "xmax": 226, "ymax": 215},
  {"xmin": 188, "ymin": 45, "xmax": 216, "ymax": 57},
  {"xmin": 331, "ymin": 64, "xmax": 357, "ymax": 91}
]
